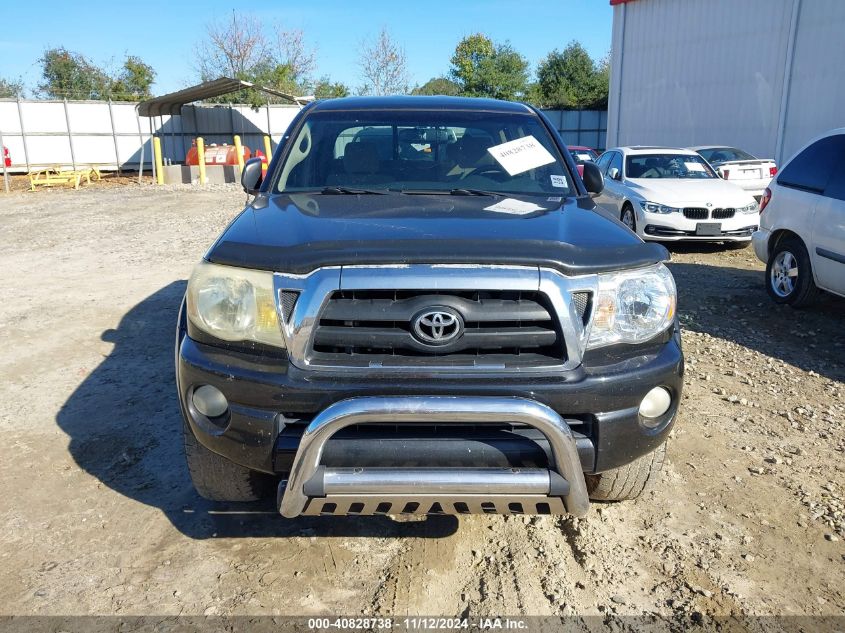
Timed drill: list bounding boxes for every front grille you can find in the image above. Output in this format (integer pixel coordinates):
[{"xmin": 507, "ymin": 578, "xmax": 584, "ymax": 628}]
[
  {"xmin": 711, "ymin": 208, "xmax": 735, "ymax": 219},
  {"xmin": 310, "ymin": 289, "xmax": 576, "ymax": 368},
  {"xmin": 683, "ymin": 207, "xmax": 709, "ymax": 220},
  {"xmin": 279, "ymin": 290, "xmax": 300, "ymax": 322}
]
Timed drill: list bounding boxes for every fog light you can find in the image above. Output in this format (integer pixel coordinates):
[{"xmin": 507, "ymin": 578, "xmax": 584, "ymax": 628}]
[
  {"xmin": 639, "ymin": 386, "xmax": 672, "ymax": 422},
  {"xmin": 192, "ymin": 385, "xmax": 228, "ymax": 418}
]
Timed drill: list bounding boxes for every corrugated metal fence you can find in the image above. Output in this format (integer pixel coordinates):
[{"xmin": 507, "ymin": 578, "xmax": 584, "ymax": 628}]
[
  {"xmin": 0, "ymin": 99, "xmax": 606, "ymax": 175},
  {"xmin": 543, "ymin": 110, "xmax": 608, "ymax": 152}
]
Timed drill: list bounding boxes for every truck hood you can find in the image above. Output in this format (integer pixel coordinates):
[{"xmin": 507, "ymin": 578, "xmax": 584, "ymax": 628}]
[
  {"xmin": 207, "ymin": 192, "xmax": 669, "ymax": 276},
  {"xmin": 625, "ymin": 178, "xmax": 757, "ymax": 207}
]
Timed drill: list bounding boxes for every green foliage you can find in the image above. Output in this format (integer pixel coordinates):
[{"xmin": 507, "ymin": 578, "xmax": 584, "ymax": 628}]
[
  {"xmin": 38, "ymin": 48, "xmax": 110, "ymax": 99},
  {"xmin": 411, "ymin": 77, "xmax": 461, "ymax": 96},
  {"xmin": 0, "ymin": 77, "xmax": 25, "ymax": 98},
  {"xmin": 449, "ymin": 34, "xmax": 529, "ymax": 101},
  {"xmin": 314, "ymin": 77, "xmax": 350, "ymax": 99},
  {"xmin": 37, "ymin": 48, "xmax": 156, "ymax": 101},
  {"xmin": 534, "ymin": 42, "xmax": 609, "ymax": 109},
  {"xmin": 109, "ymin": 56, "xmax": 156, "ymax": 101}
]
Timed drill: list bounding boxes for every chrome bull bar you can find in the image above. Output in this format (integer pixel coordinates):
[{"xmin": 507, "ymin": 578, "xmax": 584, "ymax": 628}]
[{"xmin": 277, "ymin": 396, "xmax": 590, "ymax": 518}]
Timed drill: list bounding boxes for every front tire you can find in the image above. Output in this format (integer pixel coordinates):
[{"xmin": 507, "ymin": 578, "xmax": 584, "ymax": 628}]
[
  {"xmin": 183, "ymin": 420, "xmax": 275, "ymax": 502},
  {"xmin": 620, "ymin": 204, "xmax": 636, "ymax": 233},
  {"xmin": 765, "ymin": 237, "xmax": 819, "ymax": 307},
  {"xmin": 586, "ymin": 442, "xmax": 666, "ymax": 501}
]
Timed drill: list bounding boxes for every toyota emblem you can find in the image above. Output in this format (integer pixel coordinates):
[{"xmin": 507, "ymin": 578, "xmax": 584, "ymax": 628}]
[{"xmin": 412, "ymin": 307, "xmax": 464, "ymax": 345}]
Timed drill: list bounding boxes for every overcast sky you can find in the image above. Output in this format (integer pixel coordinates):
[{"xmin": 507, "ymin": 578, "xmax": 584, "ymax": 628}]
[{"xmin": 0, "ymin": 0, "xmax": 613, "ymax": 96}]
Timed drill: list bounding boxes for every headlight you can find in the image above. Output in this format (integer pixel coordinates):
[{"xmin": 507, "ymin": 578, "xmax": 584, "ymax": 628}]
[
  {"xmin": 738, "ymin": 202, "xmax": 758, "ymax": 214},
  {"xmin": 186, "ymin": 261, "xmax": 285, "ymax": 348},
  {"xmin": 640, "ymin": 201, "xmax": 682, "ymax": 214},
  {"xmin": 587, "ymin": 264, "xmax": 676, "ymax": 349}
]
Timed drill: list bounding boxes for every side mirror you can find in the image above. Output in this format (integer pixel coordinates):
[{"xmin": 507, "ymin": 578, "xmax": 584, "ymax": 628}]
[
  {"xmin": 241, "ymin": 157, "xmax": 264, "ymax": 195},
  {"xmin": 582, "ymin": 161, "xmax": 605, "ymax": 195},
  {"xmin": 607, "ymin": 167, "xmax": 620, "ymax": 182}
]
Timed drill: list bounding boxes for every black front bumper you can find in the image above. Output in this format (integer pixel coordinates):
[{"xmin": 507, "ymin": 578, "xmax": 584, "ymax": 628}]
[{"xmin": 176, "ymin": 318, "xmax": 684, "ymax": 476}]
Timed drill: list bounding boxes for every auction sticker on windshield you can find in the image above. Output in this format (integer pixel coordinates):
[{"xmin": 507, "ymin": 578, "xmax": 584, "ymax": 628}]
[
  {"xmin": 487, "ymin": 135, "xmax": 556, "ymax": 175},
  {"xmin": 484, "ymin": 198, "xmax": 546, "ymax": 215}
]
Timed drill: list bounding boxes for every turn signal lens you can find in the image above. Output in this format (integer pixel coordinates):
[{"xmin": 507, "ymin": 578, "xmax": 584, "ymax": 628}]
[
  {"xmin": 587, "ymin": 264, "xmax": 677, "ymax": 349},
  {"xmin": 759, "ymin": 187, "xmax": 772, "ymax": 214}
]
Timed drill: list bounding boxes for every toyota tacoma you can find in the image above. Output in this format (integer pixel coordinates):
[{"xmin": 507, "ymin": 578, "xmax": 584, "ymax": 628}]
[{"xmin": 176, "ymin": 96, "xmax": 683, "ymax": 520}]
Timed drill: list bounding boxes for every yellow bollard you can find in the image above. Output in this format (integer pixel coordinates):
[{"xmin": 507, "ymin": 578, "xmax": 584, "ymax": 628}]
[
  {"xmin": 153, "ymin": 137, "xmax": 164, "ymax": 185},
  {"xmin": 263, "ymin": 135, "xmax": 273, "ymax": 164},
  {"xmin": 233, "ymin": 135, "xmax": 245, "ymax": 170},
  {"xmin": 196, "ymin": 137, "xmax": 207, "ymax": 185}
]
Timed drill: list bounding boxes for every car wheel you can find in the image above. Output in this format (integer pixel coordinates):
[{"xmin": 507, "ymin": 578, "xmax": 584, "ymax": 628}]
[
  {"xmin": 765, "ymin": 237, "xmax": 820, "ymax": 308},
  {"xmin": 183, "ymin": 419, "xmax": 275, "ymax": 502},
  {"xmin": 620, "ymin": 205, "xmax": 636, "ymax": 232},
  {"xmin": 585, "ymin": 442, "xmax": 666, "ymax": 501}
]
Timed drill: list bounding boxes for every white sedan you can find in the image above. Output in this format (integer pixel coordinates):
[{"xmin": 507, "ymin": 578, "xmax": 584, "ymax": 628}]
[
  {"xmin": 594, "ymin": 147, "xmax": 760, "ymax": 242},
  {"xmin": 691, "ymin": 146, "xmax": 777, "ymax": 202}
]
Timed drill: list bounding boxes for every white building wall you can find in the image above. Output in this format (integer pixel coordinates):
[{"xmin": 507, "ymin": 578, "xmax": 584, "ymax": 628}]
[{"xmin": 607, "ymin": 0, "xmax": 845, "ymax": 164}]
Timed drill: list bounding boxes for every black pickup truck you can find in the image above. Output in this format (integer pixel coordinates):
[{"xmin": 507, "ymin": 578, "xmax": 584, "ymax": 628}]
[{"xmin": 176, "ymin": 96, "xmax": 683, "ymax": 520}]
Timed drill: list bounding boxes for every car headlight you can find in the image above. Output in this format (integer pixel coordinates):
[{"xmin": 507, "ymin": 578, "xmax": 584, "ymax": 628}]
[
  {"xmin": 640, "ymin": 201, "xmax": 682, "ymax": 214},
  {"xmin": 738, "ymin": 201, "xmax": 758, "ymax": 214},
  {"xmin": 186, "ymin": 261, "xmax": 285, "ymax": 348},
  {"xmin": 587, "ymin": 264, "xmax": 677, "ymax": 349}
]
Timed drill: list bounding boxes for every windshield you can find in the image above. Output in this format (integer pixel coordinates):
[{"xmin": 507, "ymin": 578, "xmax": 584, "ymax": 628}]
[
  {"xmin": 626, "ymin": 153, "xmax": 717, "ymax": 179},
  {"xmin": 571, "ymin": 149, "xmax": 598, "ymax": 162},
  {"xmin": 696, "ymin": 147, "xmax": 757, "ymax": 163},
  {"xmin": 275, "ymin": 110, "xmax": 573, "ymax": 196}
]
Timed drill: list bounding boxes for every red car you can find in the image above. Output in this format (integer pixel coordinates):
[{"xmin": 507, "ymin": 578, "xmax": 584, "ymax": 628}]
[
  {"xmin": 568, "ymin": 145, "xmax": 599, "ymax": 163},
  {"xmin": 2, "ymin": 146, "xmax": 10, "ymax": 168}
]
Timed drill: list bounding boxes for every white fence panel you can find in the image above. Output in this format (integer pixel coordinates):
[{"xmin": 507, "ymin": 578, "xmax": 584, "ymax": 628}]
[{"xmin": 0, "ymin": 99, "xmax": 301, "ymax": 174}]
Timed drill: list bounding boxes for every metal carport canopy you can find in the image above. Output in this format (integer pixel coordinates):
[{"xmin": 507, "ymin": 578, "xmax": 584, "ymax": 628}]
[{"xmin": 137, "ymin": 77, "xmax": 309, "ymax": 117}]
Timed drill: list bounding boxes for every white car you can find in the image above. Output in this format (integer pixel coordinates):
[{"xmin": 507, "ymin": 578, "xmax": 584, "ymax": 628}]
[
  {"xmin": 594, "ymin": 147, "xmax": 760, "ymax": 242},
  {"xmin": 752, "ymin": 129, "xmax": 845, "ymax": 306},
  {"xmin": 691, "ymin": 146, "xmax": 778, "ymax": 202}
]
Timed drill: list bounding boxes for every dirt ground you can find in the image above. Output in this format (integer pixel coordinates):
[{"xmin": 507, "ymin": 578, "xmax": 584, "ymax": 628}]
[{"xmin": 0, "ymin": 184, "xmax": 842, "ymax": 625}]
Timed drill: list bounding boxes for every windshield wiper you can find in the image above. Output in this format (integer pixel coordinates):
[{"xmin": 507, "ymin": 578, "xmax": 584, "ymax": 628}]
[
  {"xmin": 320, "ymin": 186, "xmax": 387, "ymax": 195},
  {"xmin": 392, "ymin": 188, "xmax": 501, "ymax": 197},
  {"xmin": 448, "ymin": 188, "xmax": 502, "ymax": 197}
]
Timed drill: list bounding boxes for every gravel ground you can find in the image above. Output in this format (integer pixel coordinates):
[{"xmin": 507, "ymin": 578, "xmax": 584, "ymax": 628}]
[{"xmin": 0, "ymin": 185, "xmax": 842, "ymax": 624}]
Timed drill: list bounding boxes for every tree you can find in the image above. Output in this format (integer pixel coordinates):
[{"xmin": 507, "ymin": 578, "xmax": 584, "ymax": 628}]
[
  {"xmin": 313, "ymin": 76, "xmax": 350, "ymax": 99},
  {"xmin": 411, "ymin": 77, "xmax": 461, "ymax": 96},
  {"xmin": 38, "ymin": 48, "xmax": 111, "ymax": 99},
  {"xmin": 534, "ymin": 42, "xmax": 609, "ymax": 109},
  {"xmin": 198, "ymin": 13, "xmax": 271, "ymax": 81},
  {"xmin": 275, "ymin": 27, "xmax": 317, "ymax": 84},
  {"xmin": 196, "ymin": 12, "xmax": 319, "ymax": 105},
  {"xmin": 110, "ymin": 56, "xmax": 156, "ymax": 101},
  {"xmin": 37, "ymin": 48, "xmax": 155, "ymax": 101},
  {"xmin": 357, "ymin": 27, "xmax": 409, "ymax": 96},
  {"xmin": 0, "ymin": 77, "xmax": 25, "ymax": 98},
  {"xmin": 449, "ymin": 34, "xmax": 528, "ymax": 100}
]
